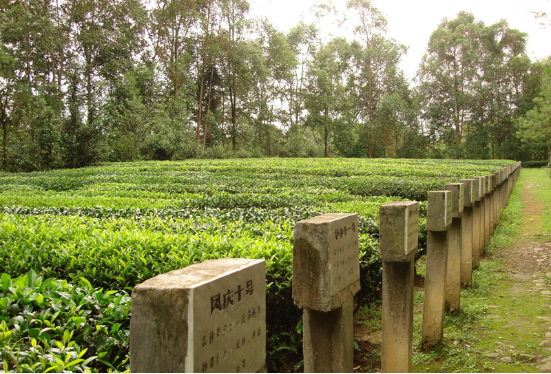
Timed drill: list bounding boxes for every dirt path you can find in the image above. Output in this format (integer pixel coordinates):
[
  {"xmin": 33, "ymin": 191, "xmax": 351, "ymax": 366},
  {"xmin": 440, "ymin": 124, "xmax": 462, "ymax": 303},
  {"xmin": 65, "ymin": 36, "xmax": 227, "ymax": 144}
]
[{"xmin": 501, "ymin": 169, "xmax": 551, "ymax": 372}]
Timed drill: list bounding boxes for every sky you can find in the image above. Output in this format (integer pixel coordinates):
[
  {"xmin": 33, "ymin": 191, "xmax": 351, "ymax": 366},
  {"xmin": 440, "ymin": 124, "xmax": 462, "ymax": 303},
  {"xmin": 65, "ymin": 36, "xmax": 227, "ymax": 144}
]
[{"xmin": 249, "ymin": 0, "xmax": 551, "ymax": 81}]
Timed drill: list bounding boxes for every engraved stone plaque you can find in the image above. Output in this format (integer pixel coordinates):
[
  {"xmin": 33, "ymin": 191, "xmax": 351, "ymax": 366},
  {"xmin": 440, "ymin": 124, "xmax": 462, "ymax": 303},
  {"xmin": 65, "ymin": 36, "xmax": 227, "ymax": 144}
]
[
  {"xmin": 379, "ymin": 201, "xmax": 418, "ymax": 262},
  {"xmin": 486, "ymin": 175, "xmax": 493, "ymax": 193},
  {"xmin": 130, "ymin": 258, "xmax": 266, "ymax": 373},
  {"xmin": 479, "ymin": 176, "xmax": 487, "ymax": 197},
  {"xmin": 460, "ymin": 179, "xmax": 475, "ymax": 208},
  {"xmin": 445, "ymin": 183, "xmax": 464, "ymax": 218},
  {"xmin": 293, "ymin": 213, "xmax": 360, "ymax": 312},
  {"xmin": 472, "ymin": 177, "xmax": 481, "ymax": 202},
  {"xmin": 427, "ymin": 191, "xmax": 452, "ymax": 232}
]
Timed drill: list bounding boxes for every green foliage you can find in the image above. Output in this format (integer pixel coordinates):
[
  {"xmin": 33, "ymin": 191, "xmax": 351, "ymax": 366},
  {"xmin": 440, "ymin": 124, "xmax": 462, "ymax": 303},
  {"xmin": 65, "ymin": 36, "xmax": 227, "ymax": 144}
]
[
  {"xmin": 0, "ymin": 158, "xmax": 515, "ymax": 370},
  {"xmin": 523, "ymin": 160, "xmax": 548, "ymax": 168},
  {"xmin": 0, "ymin": 270, "xmax": 131, "ymax": 372}
]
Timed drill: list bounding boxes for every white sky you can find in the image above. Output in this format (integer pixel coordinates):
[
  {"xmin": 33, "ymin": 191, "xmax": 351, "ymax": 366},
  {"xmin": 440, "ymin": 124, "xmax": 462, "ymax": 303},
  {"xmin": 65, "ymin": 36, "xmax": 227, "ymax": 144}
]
[{"xmin": 249, "ymin": 0, "xmax": 551, "ymax": 81}]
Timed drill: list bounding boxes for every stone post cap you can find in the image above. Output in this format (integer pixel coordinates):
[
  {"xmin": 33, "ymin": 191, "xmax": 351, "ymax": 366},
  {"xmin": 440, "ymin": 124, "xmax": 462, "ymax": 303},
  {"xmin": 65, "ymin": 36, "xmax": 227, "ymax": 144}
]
[
  {"xmin": 475, "ymin": 176, "xmax": 485, "ymax": 198},
  {"xmin": 472, "ymin": 177, "xmax": 481, "ymax": 202},
  {"xmin": 492, "ymin": 173, "xmax": 498, "ymax": 188},
  {"xmin": 379, "ymin": 201, "xmax": 418, "ymax": 263},
  {"xmin": 133, "ymin": 258, "xmax": 265, "ymax": 291},
  {"xmin": 460, "ymin": 179, "xmax": 475, "ymax": 207},
  {"xmin": 445, "ymin": 183, "xmax": 464, "ymax": 217},
  {"xmin": 486, "ymin": 175, "xmax": 493, "ymax": 193},
  {"xmin": 480, "ymin": 176, "xmax": 488, "ymax": 195},
  {"xmin": 130, "ymin": 258, "xmax": 266, "ymax": 373},
  {"xmin": 427, "ymin": 190, "xmax": 453, "ymax": 232},
  {"xmin": 292, "ymin": 213, "xmax": 360, "ymax": 312}
]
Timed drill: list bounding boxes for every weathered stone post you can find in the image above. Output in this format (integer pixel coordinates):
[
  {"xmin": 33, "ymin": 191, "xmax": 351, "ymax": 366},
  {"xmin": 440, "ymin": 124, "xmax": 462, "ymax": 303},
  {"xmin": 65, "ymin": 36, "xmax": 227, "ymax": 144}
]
[
  {"xmin": 477, "ymin": 176, "xmax": 486, "ymax": 258},
  {"xmin": 499, "ymin": 170, "xmax": 505, "ymax": 220},
  {"xmin": 379, "ymin": 202, "xmax": 418, "ymax": 373},
  {"xmin": 459, "ymin": 179, "xmax": 474, "ymax": 288},
  {"xmin": 422, "ymin": 190, "xmax": 452, "ymax": 349},
  {"xmin": 497, "ymin": 170, "xmax": 502, "ymax": 217},
  {"xmin": 130, "ymin": 258, "xmax": 267, "ymax": 373},
  {"xmin": 489, "ymin": 174, "xmax": 496, "ymax": 235},
  {"xmin": 444, "ymin": 183, "xmax": 464, "ymax": 314},
  {"xmin": 483, "ymin": 175, "xmax": 491, "ymax": 249},
  {"xmin": 504, "ymin": 167, "xmax": 510, "ymax": 205},
  {"xmin": 471, "ymin": 177, "xmax": 482, "ymax": 269},
  {"xmin": 292, "ymin": 213, "xmax": 360, "ymax": 373}
]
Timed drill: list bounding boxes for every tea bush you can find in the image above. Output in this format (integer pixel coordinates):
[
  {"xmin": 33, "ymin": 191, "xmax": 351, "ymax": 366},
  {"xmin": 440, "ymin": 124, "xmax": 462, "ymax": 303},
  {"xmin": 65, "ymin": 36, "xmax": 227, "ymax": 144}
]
[{"xmin": 0, "ymin": 158, "xmax": 514, "ymax": 371}]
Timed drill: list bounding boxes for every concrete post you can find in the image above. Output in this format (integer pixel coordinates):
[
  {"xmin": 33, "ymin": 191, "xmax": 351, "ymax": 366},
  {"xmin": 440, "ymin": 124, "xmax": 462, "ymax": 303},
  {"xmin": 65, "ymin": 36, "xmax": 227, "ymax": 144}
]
[
  {"xmin": 422, "ymin": 190, "xmax": 452, "ymax": 349},
  {"xmin": 477, "ymin": 176, "xmax": 486, "ymax": 257},
  {"xmin": 444, "ymin": 183, "xmax": 464, "ymax": 314},
  {"xmin": 459, "ymin": 179, "xmax": 474, "ymax": 288},
  {"xmin": 504, "ymin": 167, "xmax": 508, "ymax": 204},
  {"xmin": 130, "ymin": 258, "xmax": 267, "ymax": 373},
  {"xmin": 292, "ymin": 213, "xmax": 360, "ymax": 373},
  {"xmin": 484, "ymin": 175, "xmax": 491, "ymax": 250},
  {"xmin": 471, "ymin": 177, "xmax": 482, "ymax": 269},
  {"xmin": 489, "ymin": 174, "xmax": 496, "ymax": 235},
  {"xmin": 498, "ymin": 170, "xmax": 504, "ymax": 220},
  {"xmin": 379, "ymin": 201, "xmax": 418, "ymax": 373}
]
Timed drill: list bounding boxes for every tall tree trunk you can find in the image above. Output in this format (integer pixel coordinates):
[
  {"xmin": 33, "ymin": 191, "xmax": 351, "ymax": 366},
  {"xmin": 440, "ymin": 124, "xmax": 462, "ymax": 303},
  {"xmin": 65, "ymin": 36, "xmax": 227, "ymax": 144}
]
[
  {"xmin": 202, "ymin": 66, "xmax": 215, "ymax": 150},
  {"xmin": 453, "ymin": 65, "xmax": 461, "ymax": 147},
  {"xmin": 368, "ymin": 57, "xmax": 373, "ymax": 158},
  {"xmin": 197, "ymin": 72, "xmax": 205, "ymax": 143},
  {"xmin": 229, "ymin": 86, "xmax": 237, "ymax": 151},
  {"xmin": 85, "ymin": 55, "xmax": 93, "ymax": 125},
  {"xmin": 1, "ymin": 99, "xmax": 7, "ymax": 170},
  {"xmin": 324, "ymin": 107, "xmax": 328, "ymax": 158}
]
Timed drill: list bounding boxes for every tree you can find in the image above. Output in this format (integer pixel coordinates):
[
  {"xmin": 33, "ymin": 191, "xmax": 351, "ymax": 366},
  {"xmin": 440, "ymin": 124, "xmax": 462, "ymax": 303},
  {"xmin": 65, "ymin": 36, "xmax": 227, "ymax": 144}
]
[
  {"xmin": 476, "ymin": 20, "xmax": 529, "ymax": 159},
  {"xmin": 0, "ymin": 44, "xmax": 15, "ymax": 170},
  {"xmin": 518, "ymin": 67, "xmax": 551, "ymax": 163},
  {"xmin": 417, "ymin": 12, "xmax": 483, "ymax": 157},
  {"xmin": 218, "ymin": 0, "xmax": 251, "ymax": 151},
  {"xmin": 305, "ymin": 37, "xmax": 351, "ymax": 157},
  {"xmin": 67, "ymin": 0, "xmax": 147, "ymax": 125},
  {"xmin": 346, "ymin": 0, "xmax": 389, "ymax": 157}
]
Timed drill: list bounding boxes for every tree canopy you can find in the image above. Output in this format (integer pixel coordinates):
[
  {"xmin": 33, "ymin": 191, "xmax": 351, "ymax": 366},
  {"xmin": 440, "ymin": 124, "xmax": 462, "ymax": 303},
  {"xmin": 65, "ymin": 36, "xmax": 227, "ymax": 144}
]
[{"xmin": 0, "ymin": 1, "xmax": 548, "ymax": 172}]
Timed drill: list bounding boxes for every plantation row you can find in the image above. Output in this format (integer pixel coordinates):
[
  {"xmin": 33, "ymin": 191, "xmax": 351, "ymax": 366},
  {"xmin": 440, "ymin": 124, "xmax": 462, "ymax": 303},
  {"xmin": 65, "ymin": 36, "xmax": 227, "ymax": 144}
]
[{"xmin": 0, "ymin": 159, "xmax": 514, "ymax": 372}]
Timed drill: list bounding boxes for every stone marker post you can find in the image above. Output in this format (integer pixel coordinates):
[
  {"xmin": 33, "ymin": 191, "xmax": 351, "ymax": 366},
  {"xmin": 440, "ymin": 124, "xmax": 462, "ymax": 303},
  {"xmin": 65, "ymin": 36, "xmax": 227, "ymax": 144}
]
[
  {"xmin": 490, "ymin": 173, "xmax": 498, "ymax": 235},
  {"xmin": 459, "ymin": 179, "xmax": 475, "ymax": 288},
  {"xmin": 494, "ymin": 172, "xmax": 500, "ymax": 226},
  {"xmin": 130, "ymin": 258, "xmax": 266, "ymax": 373},
  {"xmin": 444, "ymin": 183, "xmax": 464, "ymax": 314},
  {"xmin": 511, "ymin": 164, "xmax": 517, "ymax": 196},
  {"xmin": 500, "ymin": 171, "xmax": 505, "ymax": 221},
  {"xmin": 478, "ymin": 176, "xmax": 487, "ymax": 255},
  {"xmin": 472, "ymin": 177, "xmax": 482, "ymax": 268},
  {"xmin": 379, "ymin": 202, "xmax": 418, "ymax": 373},
  {"xmin": 484, "ymin": 175, "xmax": 492, "ymax": 249},
  {"xmin": 500, "ymin": 170, "xmax": 506, "ymax": 215},
  {"xmin": 293, "ymin": 213, "xmax": 360, "ymax": 373},
  {"xmin": 422, "ymin": 191, "xmax": 452, "ymax": 349}
]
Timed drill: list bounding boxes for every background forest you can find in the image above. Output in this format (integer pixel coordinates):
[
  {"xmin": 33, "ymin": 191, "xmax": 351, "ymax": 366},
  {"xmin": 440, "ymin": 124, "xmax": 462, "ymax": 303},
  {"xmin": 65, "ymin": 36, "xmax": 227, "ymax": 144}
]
[{"xmin": 0, "ymin": 0, "xmax": 550, "ymax": 172}]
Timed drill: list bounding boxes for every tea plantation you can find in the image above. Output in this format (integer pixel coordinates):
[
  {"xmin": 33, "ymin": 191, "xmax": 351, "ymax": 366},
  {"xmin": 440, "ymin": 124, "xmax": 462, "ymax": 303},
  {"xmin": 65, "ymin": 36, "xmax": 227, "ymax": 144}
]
[{"xmin": 0, "ymin": 158, "xmax": 513, "ymax": 372}]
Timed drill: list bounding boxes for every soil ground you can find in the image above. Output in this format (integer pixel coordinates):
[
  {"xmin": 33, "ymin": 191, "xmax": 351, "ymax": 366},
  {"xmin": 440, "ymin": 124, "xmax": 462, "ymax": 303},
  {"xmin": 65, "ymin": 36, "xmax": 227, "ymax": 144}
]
[{"xmin": 352, "ymin": 167, "xmax": 551, "ymax": 373}]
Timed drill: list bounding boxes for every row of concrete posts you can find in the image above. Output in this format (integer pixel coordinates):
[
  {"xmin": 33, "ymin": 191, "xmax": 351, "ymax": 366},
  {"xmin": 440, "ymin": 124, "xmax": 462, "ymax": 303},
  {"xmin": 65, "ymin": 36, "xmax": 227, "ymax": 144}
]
[
  {"xmin": 127, "ymin": 163, "xmax": 521, "ymax": 373},
  {"xmin": 379, "ymin": 162, "xmax": 522, "ymax": 372}
]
